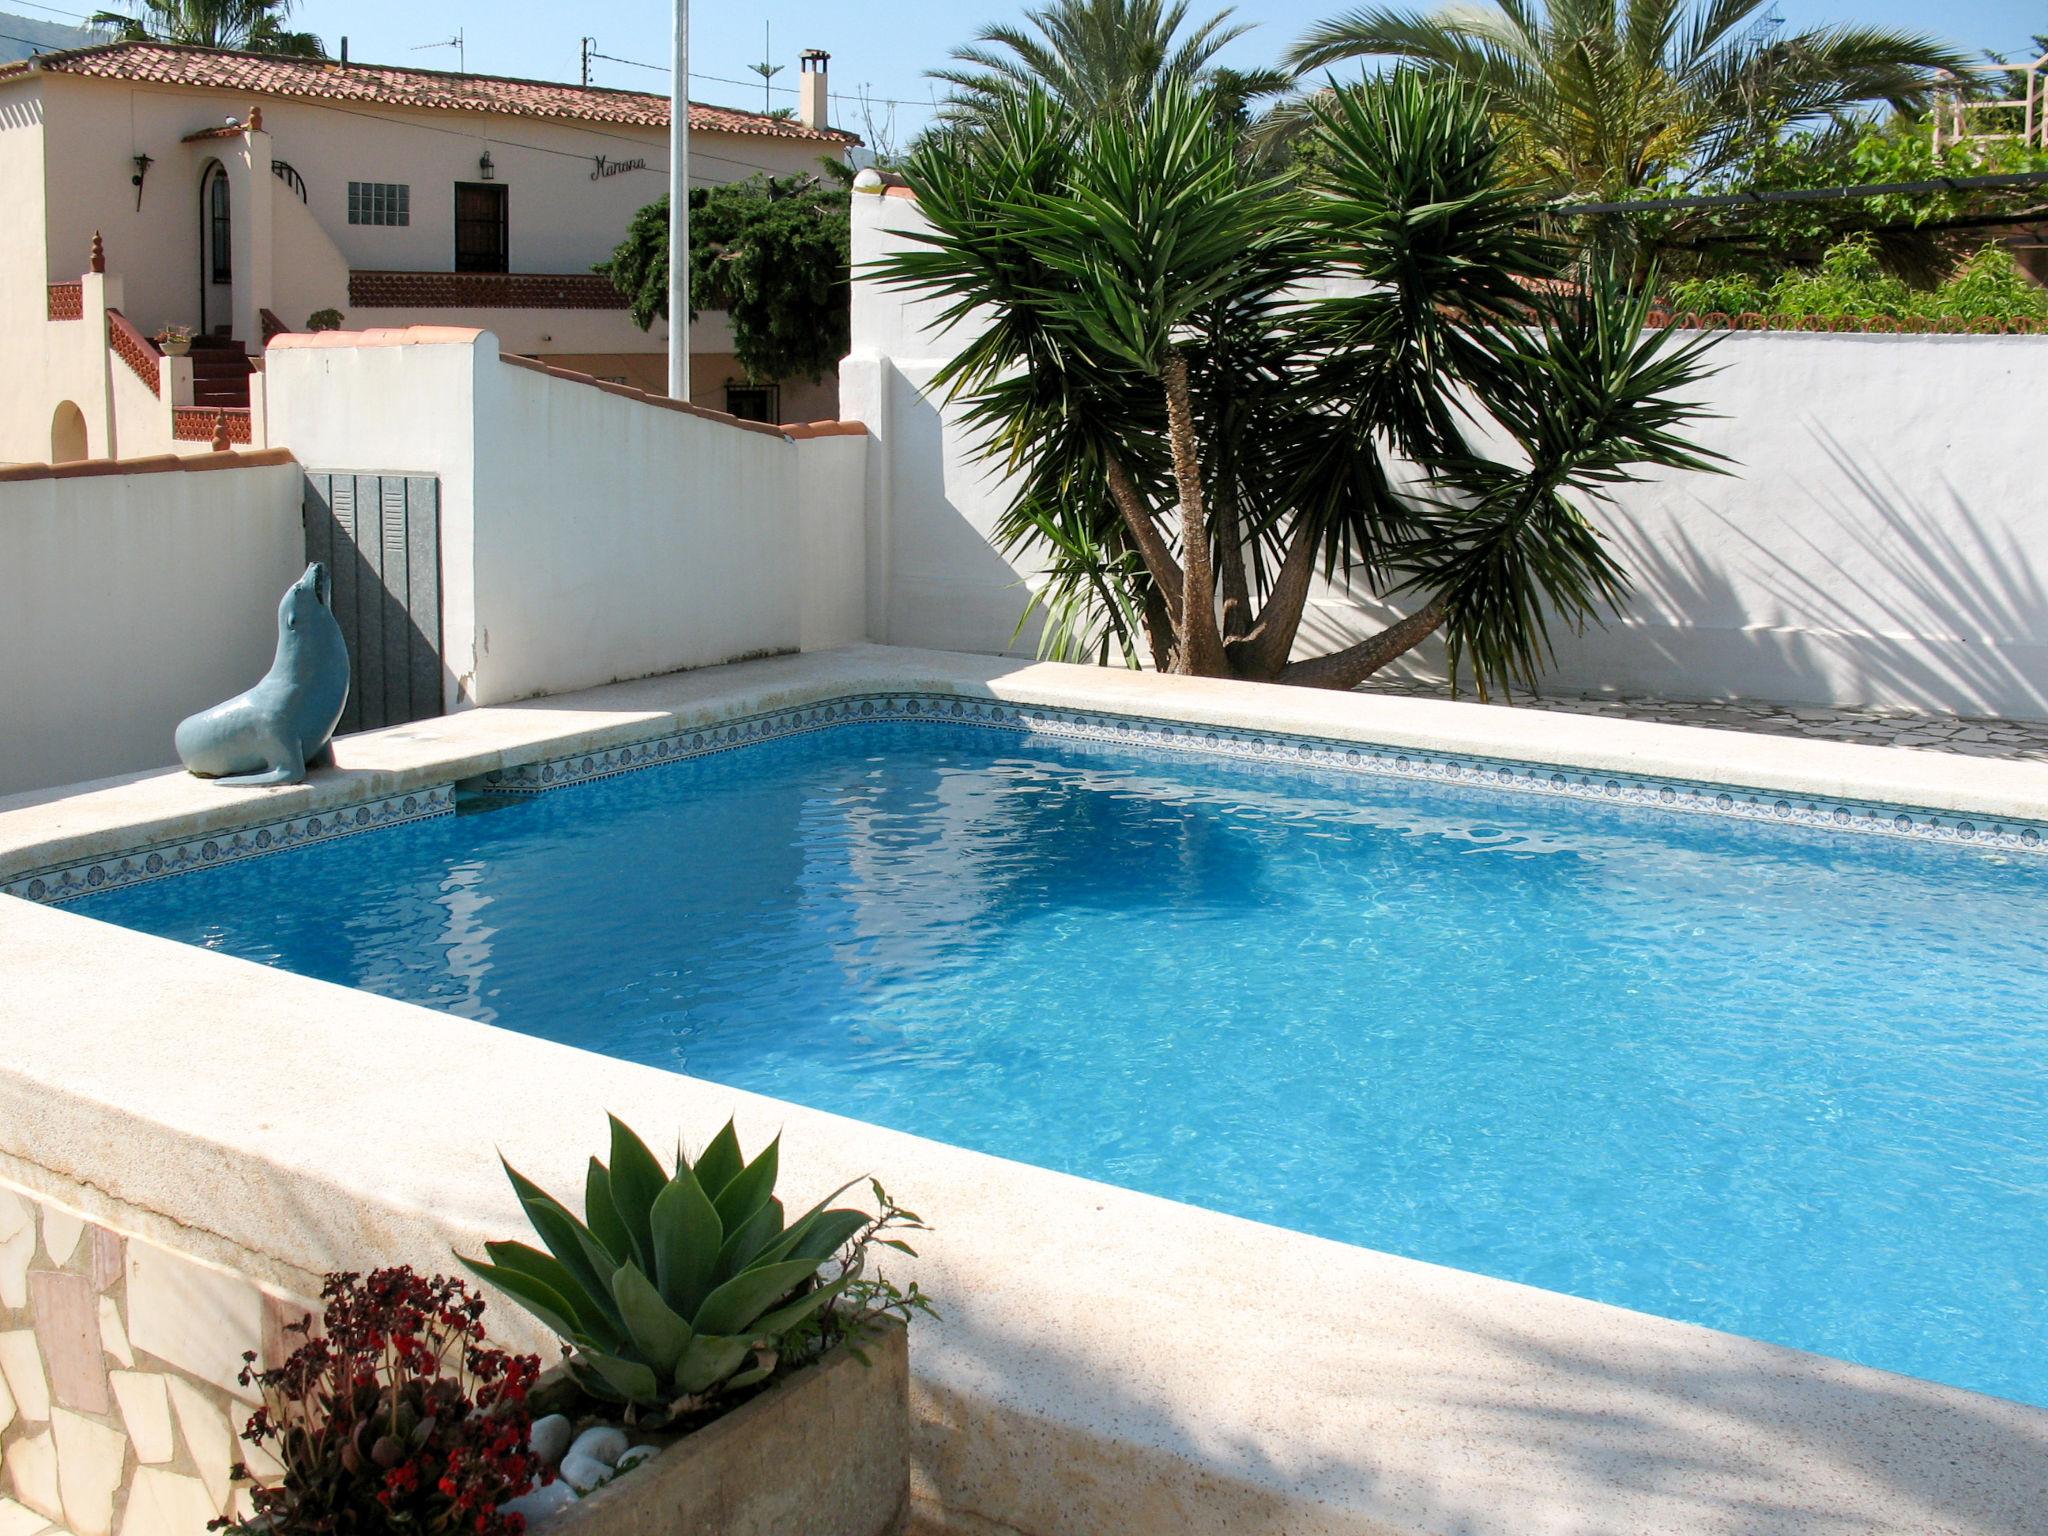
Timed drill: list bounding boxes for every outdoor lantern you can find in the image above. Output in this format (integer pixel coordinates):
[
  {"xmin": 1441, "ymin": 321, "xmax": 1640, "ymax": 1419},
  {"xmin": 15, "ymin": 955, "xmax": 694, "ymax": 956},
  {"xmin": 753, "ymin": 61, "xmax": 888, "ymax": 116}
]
[{"xmin": 479, "ymin": 149, "xmax": 495, "ymax": 180}]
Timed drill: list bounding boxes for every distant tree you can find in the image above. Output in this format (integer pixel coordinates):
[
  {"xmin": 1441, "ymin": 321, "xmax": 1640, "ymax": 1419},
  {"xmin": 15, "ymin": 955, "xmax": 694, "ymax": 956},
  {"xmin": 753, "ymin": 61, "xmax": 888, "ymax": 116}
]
[
  {"xmin": 933, "ymin": 0, "xmax": 1282, "ymax": 128},
  {"xmin": 90, "ymin": 0, "xmax": 326, "ymax": 56},
  {"xmin": 1287, "ymin": 0, "xmax": 1965, "ymax": 271},
  {"xmin": 599, "ymin": 174, "xmax": 850, "ymax": 384}
]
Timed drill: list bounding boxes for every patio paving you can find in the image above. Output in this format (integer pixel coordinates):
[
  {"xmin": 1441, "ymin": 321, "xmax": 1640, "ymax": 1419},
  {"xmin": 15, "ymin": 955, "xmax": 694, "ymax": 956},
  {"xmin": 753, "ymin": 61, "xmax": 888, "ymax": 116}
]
[{"xmin": 1361, "ymin": 680, "xmax": 2048, "ymax": 763}]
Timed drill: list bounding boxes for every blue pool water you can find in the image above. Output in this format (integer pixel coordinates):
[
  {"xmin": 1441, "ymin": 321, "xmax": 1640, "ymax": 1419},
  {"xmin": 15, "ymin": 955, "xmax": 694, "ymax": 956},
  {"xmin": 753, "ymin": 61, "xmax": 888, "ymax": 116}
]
[{"xmin": 73, "ymin": 720, "xmax": 2048, "ymax": 1406}]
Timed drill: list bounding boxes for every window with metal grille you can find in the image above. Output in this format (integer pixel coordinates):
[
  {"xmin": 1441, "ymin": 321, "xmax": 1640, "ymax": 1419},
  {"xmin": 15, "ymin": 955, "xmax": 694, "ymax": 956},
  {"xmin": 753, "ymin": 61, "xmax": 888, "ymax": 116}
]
[
  {"xmin": 724, "ymin": 383, "xmax": 779, "ymax": 423},
  {"xmin": 348, "ymin": 181, "xmax": 410, "ymax": 226},
  {"xmin": 453, "ymin": 182, "xmax": 508, "ymax": 273}
]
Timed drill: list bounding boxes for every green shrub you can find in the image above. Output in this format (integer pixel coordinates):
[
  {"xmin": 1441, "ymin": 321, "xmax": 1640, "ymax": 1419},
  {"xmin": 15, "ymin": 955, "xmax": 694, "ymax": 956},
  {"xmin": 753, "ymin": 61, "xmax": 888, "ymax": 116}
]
[
  {"xmin": 1664, "ymin": 238, "xmax": 2048, "ymax": 326},
  {"xmin": 460, "ymin": 1116, "xmax": 929, "ymax": 1423}
]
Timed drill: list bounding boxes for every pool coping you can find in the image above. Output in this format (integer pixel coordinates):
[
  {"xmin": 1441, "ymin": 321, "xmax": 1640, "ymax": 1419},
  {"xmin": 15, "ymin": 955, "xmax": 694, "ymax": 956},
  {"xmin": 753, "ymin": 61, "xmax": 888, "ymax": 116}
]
[
  {"xmin": 7, "ymin": 644, "xmax": 2048, "ymax": 896},
  {"xmin": 2, "ymin": 645, "xmax": 2046, "ymax": 1534}
]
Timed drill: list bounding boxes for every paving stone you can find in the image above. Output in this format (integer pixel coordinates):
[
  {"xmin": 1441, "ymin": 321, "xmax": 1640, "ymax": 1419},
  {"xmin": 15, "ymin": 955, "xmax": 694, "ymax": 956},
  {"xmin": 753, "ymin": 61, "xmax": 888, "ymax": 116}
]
[
  {"xmin": 109, "ymin": 1372, "xmax": 174, "ymax": 1464},
  {"xmin": 38, "ymin": 1211, "xmax": 84, "ymax": 1270},
  {"xmin": 97, "ymin": 1299, "xmax": 132, "ymax": 1371},
  {"xmin": 0, "ymin": 1194, "xmax": 33, "ymax": 1311},
  {"xmin": 0, "ymin": 1332, "xmax": 50, "ymax": 1422},
  {"xmin": 86, "ymin": 1231, "xmax": 122, "ymax": 1296},
  {"xmin": 29, "ymin": 1270, "xmax": 110, "ymax": 1415},
  {"xmin": 0, "ymin": 1495, "xmax": 53, "ymax": 1536},
  {"xmin": 3, "ymin": 1430, "xmax": 59, "ymax": 1525},
  {"xmin": 124, "ymin": 1244, "xmax": 262, "ymax": 1401},
  {"xmin": 117, "ymin": 1468, "xmax": 217, "ymax": 1536},
  {"xmin": 0, "ymin": 1366, "xmax": 11, "ymax": 1436},
  {"xmin": 166, "ymin": 1377, "xmax": 233, "ymax": 1513},
  {"xmin": 51, "ymin": 1405, "xmax": 127, "ymax": 1536}
]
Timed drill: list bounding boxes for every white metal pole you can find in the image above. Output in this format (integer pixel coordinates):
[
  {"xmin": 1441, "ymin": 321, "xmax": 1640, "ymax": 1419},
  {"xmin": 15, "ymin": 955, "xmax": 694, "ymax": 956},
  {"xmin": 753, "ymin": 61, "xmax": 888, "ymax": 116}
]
[{"xmin": 667, "ymin": 0, "xmax": 689, "ymax": 400}]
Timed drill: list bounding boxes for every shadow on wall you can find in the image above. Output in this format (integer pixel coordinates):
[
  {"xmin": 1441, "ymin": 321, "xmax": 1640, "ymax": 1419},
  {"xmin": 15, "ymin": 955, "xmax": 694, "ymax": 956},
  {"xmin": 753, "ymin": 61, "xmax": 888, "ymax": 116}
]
[
  {"xmin": 1597, "ymin": 422, "xmax": 2046, "ymax": 719},
  {"xmin": 889, "ymin": 379, "xmax": 1045, "ymax": 659}
]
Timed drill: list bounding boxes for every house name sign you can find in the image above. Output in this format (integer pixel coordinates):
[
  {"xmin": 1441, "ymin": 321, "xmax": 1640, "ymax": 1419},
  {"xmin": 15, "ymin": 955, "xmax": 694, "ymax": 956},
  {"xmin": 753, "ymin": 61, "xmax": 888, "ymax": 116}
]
[{"xmin": 591, "ymin": 155, "xmax": 650, "ymax": 180}]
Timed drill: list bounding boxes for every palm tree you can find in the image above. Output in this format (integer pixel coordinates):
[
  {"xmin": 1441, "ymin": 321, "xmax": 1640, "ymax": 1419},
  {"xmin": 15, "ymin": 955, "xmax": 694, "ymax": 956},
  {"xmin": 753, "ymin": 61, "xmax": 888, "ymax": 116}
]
[
  {"xmin": 1287, "ymin": 1, "xmax": 1963, "ymax": 209},
  {"xmin": 878, "ymin": 77, "xmax": 1720, "ymax": 692},
  {"xmin": 90, "ymin": 0, "xmax": 326, "ymax": 57},
  {"xmin": 933, "ymin": 0, "xmax": 1276, "ymax": 128}
]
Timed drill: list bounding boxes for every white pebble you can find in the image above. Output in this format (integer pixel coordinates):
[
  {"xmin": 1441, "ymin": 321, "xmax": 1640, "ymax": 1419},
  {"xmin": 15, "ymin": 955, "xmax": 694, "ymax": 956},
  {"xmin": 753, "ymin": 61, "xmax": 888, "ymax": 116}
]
[
  {"xmin": 558, "ymin": 1451, "xmax": 614, "ymax": 1492},
  {"xmin": 567, "ymin": 1425, "xmax": 630, "ymax": 1468},
  {"xmin": 529, "ymin": 1414, "xmax": 574, "ymax": 1466},
  {"xmin": 613, "ymin": 1444, "xmax": 658, "ymax": 1472},
  {"xmin": 499, "ymin": 1481, "xmax": 578, "ymax": 1530}
]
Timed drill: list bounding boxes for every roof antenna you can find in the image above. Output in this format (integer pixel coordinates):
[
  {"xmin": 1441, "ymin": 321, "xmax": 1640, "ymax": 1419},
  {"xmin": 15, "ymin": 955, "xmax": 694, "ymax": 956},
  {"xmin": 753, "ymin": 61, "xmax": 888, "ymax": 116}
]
[
  {"xmin": 747, "ymin": 21, "xmax": 781, "ymax": 114},
  {"xmin": 412, "ymin": 28, "xmax": 465, "ymax": 75}
]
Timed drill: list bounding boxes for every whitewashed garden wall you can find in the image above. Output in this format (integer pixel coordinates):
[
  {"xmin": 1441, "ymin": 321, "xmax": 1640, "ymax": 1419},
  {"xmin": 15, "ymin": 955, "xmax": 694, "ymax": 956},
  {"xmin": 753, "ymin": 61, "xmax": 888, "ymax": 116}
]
[{"xmin": 846, "ymin": 189, "xmax": 2048, "ymax": 721}]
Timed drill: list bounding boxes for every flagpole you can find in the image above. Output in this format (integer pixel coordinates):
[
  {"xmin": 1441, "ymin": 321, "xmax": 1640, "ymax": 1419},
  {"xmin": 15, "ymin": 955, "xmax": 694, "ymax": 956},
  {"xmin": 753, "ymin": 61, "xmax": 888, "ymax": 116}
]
[{"xmin": 667, "ymin": 0, "xmax": 689, "ymax": 400}]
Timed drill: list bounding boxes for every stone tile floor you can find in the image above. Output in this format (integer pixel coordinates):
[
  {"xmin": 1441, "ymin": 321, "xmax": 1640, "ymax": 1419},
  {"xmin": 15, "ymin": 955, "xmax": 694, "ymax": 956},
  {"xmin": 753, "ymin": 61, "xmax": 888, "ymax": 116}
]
[{"xmin": 1360, "ymin": 679, "xmax": 2048, "ymax": 763}]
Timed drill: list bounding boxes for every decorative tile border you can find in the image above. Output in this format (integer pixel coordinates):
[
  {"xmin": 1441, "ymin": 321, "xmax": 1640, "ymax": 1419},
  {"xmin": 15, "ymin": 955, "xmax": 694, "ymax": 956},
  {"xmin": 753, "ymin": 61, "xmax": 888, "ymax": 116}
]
[
  {"xmin": 13, "ymin": 692, "xmax": 2042, "ymax": 911},
  {"xmin": 5, "ymin": 786, "xmax": 455, "ymax": 906},
  {"xmin": 481, "ymin": 692, "xmax": 2048, "ymax": 856}
]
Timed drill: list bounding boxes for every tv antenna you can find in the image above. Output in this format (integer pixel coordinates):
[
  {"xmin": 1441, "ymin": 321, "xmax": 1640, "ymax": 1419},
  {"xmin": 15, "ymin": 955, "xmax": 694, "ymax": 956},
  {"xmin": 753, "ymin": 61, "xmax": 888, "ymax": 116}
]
[
  {"xmin": 413, "ymin": 28, "xmax": 466, "ymax": 75},
  {"xmin": 747, "ymin": 22, "xmax": 781, "ymax": 113}
]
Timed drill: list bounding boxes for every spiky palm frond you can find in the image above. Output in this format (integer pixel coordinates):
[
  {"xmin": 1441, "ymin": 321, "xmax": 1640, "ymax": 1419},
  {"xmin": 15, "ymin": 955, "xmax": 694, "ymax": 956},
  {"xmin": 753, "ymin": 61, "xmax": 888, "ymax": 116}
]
[
  {"xmin": 1286, "ymin": 0, "xmax": 1963, "ymax": 203},
  {"xmin": 90, "ymin": 0, "xmax": 325, "ymax": 55},
  {"xmin": 933, "ymin": 0, "xmax": 1255, "ymax": 128}
]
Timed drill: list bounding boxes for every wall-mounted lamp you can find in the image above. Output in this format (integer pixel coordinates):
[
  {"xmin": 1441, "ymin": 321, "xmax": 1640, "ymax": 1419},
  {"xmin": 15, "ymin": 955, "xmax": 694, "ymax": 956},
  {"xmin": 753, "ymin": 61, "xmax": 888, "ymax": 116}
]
[
  {"xmin": 478, "ymin": 149, "xmax": 495, "ymax": 181},
  {"xmin": 130, "ymin": 152, "xmax": 153, "ymax": 212}
]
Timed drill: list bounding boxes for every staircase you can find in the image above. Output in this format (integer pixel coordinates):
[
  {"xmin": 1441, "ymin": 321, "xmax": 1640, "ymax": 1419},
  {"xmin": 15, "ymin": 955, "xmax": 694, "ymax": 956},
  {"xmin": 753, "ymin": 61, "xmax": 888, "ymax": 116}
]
[{"xmin": 189, "ymin": 335, "xmax": 253, "ymax": 410}]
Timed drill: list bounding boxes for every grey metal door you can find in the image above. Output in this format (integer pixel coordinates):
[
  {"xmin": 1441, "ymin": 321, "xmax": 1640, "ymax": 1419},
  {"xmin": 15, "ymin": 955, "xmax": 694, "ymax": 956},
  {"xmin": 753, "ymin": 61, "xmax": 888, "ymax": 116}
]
[{"xmin": 303, "ymin": 471, "xmax": 444, "ymax": 734}]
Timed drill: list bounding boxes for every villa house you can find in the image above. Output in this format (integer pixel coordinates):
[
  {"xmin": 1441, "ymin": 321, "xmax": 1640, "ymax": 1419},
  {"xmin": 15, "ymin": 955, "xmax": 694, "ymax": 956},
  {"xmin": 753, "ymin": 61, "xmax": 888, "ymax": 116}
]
[{"xmin": 0, "ymin": 40, "xmax": 856, "ymax": 463}]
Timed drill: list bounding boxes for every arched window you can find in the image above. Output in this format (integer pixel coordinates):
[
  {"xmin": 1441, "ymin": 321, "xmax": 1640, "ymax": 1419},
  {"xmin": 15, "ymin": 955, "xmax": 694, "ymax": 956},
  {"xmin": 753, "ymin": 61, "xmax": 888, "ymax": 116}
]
[
  {"xmin": 50, "ymin": 401, "xmax": 87, "ymax": 463},
  {"xmin": 208, "ymin": 169, "xmax": 232, "ymax": 283}
]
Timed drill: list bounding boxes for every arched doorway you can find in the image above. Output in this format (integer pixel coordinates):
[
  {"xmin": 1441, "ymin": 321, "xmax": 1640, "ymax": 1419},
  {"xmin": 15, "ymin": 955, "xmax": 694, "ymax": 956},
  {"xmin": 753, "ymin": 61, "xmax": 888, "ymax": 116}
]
[
  {"xmin": 49, "ymin": 401, "xmax": 87, "ymax": 462},
  {"xmin": 198, "ymin": 160, "xmax": 231, "ymax": 336}
]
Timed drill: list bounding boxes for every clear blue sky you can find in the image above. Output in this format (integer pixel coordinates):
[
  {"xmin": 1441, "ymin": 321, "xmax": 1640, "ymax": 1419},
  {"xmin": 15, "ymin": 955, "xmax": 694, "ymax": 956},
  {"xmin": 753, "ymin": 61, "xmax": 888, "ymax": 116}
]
[{"xmin": 37, "ymin": 0, "xmax": 2048, "ymax": 140}]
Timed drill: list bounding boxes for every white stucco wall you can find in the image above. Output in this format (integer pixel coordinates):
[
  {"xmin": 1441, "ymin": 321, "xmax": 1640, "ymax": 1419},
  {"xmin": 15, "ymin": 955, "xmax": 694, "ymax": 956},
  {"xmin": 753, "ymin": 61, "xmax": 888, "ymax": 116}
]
[
  {"xmin": 14, "ymin": 71, "xmax": 840, "ymax": 343},
  {"xmin": 849, "ymin": 192, "xmax": 2048, "ymax": 720},
  {"xmin": 0, "ymin": 455, "xmax": 305, "ymax": 795},
  {"xmin": 264, "ymin": 327, "xmax": 867, "ymax": 711}
]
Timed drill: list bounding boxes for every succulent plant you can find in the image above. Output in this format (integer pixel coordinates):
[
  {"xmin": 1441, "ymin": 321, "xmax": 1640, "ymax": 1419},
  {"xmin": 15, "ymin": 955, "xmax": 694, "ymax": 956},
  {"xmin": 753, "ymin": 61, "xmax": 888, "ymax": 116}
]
[{"xmin": 460, "ymin": 1116, "xmax": 870, "ymax": 1413}]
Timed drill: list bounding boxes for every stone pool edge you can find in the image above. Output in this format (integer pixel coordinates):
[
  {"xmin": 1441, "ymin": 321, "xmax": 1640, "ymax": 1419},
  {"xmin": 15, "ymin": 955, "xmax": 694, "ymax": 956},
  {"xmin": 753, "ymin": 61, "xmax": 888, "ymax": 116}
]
[
  {"xmin": 3, "ymin": 646, "xmax": 2048, "ymax": 1535},
  {"xmin": 8, "ymin": 643, "xmax": 2048, "ymax": 895}
]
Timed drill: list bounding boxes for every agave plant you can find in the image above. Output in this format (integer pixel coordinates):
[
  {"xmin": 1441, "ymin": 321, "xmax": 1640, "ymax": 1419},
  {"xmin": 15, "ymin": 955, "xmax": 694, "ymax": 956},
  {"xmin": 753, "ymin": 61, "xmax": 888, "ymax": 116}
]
[{"xmin": 460, "ymin": 1117, "xmax": 872, "ymax": 1415}]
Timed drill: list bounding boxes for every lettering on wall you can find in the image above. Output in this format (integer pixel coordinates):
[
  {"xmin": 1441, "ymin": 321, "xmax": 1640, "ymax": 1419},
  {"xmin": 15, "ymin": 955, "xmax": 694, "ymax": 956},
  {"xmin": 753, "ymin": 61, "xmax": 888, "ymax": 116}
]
[{"xmin": 590, "ymin": 155, "xmax": 650, "ymax": 181}]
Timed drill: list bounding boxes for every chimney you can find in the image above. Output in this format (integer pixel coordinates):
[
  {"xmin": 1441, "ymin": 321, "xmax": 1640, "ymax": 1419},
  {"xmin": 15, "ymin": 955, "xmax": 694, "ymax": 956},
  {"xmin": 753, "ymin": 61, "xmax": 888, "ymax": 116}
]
[{"xmin": 798, "ymin": 49, "xmax": 829, "ymax": 132}]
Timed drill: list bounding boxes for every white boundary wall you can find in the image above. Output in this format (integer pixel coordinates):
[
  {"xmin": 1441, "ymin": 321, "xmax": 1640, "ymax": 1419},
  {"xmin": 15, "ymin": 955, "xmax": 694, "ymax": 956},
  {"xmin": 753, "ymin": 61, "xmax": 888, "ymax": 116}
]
[
  {"xmin": 847, "ymin": 191, "xmax": 2048, "ymax": 720},
  {"xmin": 264, "ymin": 328, "xmax": 869, "ymax": 711},
  {"xmin": 0, "ymin": 454, "xmax": 304, "ymax": 796}
]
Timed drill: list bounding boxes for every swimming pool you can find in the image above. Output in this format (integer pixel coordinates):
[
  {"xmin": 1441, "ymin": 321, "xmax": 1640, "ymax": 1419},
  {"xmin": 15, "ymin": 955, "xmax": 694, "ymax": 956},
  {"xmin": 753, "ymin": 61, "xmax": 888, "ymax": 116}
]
[{"xmin": 66, "ymin": 706, "xmax": 2048, "ymax": 1408}]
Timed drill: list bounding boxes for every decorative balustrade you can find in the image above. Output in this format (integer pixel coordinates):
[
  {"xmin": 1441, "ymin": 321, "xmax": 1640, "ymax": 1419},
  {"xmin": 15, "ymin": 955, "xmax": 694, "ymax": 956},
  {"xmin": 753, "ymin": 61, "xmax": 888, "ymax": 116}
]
[
  {"xmin": 106, "ymin": 309, "xmax": 163, "ymax": 395},
  {"xmin": 47, "ymin": 283, "xmax": 82, "ymax": 321}
]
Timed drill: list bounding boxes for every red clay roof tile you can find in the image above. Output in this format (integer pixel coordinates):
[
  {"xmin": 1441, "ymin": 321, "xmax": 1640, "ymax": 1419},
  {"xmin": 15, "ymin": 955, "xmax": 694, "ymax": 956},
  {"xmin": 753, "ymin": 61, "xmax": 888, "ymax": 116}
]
[{"xmin": 0, "ymin": 41, "xmax": 857, "ymax": 143}]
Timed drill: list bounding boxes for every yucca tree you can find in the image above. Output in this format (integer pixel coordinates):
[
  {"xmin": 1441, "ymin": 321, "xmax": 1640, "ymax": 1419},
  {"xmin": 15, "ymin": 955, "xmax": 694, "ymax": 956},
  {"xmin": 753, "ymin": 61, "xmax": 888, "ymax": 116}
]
[
  {"xmin": 933, "ymin": 0, "xmax": 1278, "ymax": 128},
  {"xmin": 90, "ymin": 0, "xmax": 325, "ymax": 56},
  {"xmin": 877, "ymin": 75, "xmax": 1721, "ymax": 693},
  {"xmin": 1288, "ymin": 1, "xmax": 1963, "ymax": 214}
]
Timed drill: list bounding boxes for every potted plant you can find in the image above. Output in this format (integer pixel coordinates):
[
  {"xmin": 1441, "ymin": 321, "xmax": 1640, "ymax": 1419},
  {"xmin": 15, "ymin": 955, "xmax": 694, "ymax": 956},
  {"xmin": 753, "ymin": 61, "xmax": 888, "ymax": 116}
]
[
  {"xmin": 213, "ymin": 1268, "xmax": 549, "ymax": 1534},
  {"xmin": 459, "ymin": 1116, "xmax": 931, "ymax": 1535},
  {"xmin": 307, "ymin": 308, "xmax": 345, "ymax": 332},
  {"xmin": 154, "ymin": 324, "xmax": 193, "ymax": 356}
]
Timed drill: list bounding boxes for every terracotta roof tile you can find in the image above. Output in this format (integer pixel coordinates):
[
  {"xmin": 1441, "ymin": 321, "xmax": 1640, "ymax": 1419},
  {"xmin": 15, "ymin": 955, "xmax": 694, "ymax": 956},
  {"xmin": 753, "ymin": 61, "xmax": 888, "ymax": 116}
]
[{"xmin": 0, "ymin": 41, "xmax": 857, "ymax": 142}]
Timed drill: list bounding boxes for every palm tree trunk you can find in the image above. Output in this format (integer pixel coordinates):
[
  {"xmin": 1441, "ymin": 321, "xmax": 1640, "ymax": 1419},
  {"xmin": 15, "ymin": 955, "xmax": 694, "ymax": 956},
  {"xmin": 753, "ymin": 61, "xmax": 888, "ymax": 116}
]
[
  {"xmin": 1161, "ymin": 352, "xmax": 1225, "ymax": 675},
  {"xmin": 1102, "ymin": 452, "xmax": 1185, "ymax": 630},
  {"xmin": 1214, "ymin": 488, "xmax": 1253, "ymax": 644},
  {"xmin": 1231, "ymin": 523, "xmax": 1323, "ymax": 679},
  {"xmin": 1278, "ymin": 597, "xmax": 1446, "ymax": 690}
]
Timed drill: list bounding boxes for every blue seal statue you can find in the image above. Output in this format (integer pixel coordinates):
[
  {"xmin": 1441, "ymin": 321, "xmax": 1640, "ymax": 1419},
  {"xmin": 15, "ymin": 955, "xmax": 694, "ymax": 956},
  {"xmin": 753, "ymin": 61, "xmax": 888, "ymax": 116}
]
[{"xmin": 175, "ymin": 562, "xmax": 350, "ymax": 786}]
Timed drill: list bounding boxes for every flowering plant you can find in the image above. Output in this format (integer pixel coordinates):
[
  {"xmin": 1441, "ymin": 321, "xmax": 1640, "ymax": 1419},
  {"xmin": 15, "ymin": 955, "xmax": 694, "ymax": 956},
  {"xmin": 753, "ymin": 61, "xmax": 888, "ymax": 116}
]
[
  {"xmin": 153, "ymin": 325, "xmax": 193, "ymax": 345},
  {"xmin": 212, "ymin": 1268, "xmax": 547, "ymax": 1535}
]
